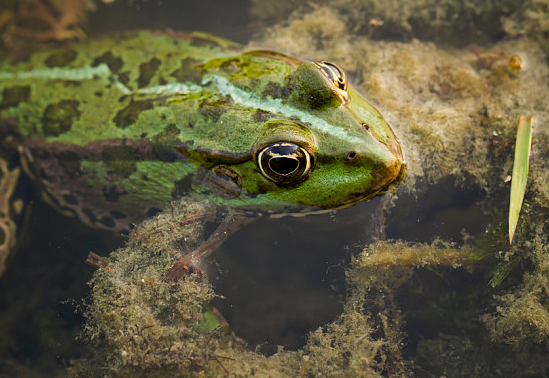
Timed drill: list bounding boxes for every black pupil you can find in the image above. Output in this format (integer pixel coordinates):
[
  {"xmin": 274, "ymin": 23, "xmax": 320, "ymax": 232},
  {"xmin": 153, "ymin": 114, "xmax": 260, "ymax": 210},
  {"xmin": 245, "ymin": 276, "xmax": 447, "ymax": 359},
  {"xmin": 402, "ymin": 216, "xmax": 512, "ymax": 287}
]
[{"xmin": 269, "ymin": 157, "xmax": 299, "ymax": 175}]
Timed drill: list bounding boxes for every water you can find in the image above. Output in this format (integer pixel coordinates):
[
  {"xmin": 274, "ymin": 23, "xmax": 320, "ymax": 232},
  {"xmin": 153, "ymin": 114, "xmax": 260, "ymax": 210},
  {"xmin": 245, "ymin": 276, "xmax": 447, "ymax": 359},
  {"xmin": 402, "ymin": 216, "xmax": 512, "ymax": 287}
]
[{"xmin": 1, "ymin": 0, "xmax": 548, "ymax": 376}]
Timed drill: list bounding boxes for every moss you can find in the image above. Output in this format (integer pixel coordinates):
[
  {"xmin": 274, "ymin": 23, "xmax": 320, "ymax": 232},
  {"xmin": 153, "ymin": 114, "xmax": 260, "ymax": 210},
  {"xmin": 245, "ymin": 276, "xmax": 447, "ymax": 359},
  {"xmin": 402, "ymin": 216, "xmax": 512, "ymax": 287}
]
[
  {"xmin": 69, "ymin": 197, "xmax": 239, "ymax": 377},
  {"xmin": 71, "ymin": 194, "xmax": 409, "ymax": 376},
  {"xmin": 483, "ymin": 233, "xmax": 549, "ymax": 344},
  {"xmin": 355, "ymin": 239, "xmax": 474, "ymax": 268}
]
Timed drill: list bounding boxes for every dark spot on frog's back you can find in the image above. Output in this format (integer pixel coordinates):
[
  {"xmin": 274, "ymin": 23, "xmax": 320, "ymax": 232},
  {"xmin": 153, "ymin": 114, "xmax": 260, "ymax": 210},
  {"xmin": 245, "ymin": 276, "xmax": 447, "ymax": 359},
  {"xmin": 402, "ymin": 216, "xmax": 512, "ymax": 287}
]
[
  {"xmin": 58, "ymin": 151, "xmax": 82, "ymax": 178},
  {"xmin": 172, "ymin": 173, "xmax": 194, "ymax": 199},
  {"xmin": 113, "ymin": 99, "xmax": 154, "ymax": 128},
  {"xmin": 170, "ymin": 57, "xmax": 202, "ymax": 84},
  {"xmin": 44, "ymin": 49, "xmax": 77, "ymax": 68},
  {"xmin": 41, "ymin": 100, "xmax": 80, "ymax": 136},
  {"xmin": 138, "ymin": 58, "xmax": 161, "ymax": 88},
  {"xmin": 92, "ymin": 51, "xmax": 124, "ymax": 74},
  {"xmin": 198, "ymin": 98, "xmax": 231, "ymax": 122},
  {"xmin": 118, "ymin": 71, "xmax": 131, "ymax": 86},
  {"xmin": 219, "ymin": 59, "xmax": 242, "ymax": 75},
  {"xmin": 0, "ymin": 86, "xmax": 30, "ymax": 109},
  {"xmin": 103, "ymin": 185, "xmax": 125, "ymax": 202},
  {"xmin": 262, "ymin": 82, "xmax": 289, "ymax": 99},
  {"xmin": 63, "ymin": 80, "xmax": 81, "ymax": 87},
  {"xmin": 253, "ymin": 110, "xmax": 274, "ymax": 123},
  {"xmin": 102, "ymin": 145, "xmax": 140, "ymax": 177},
  {"xmin": 151, "ymin": 124, "xmax": 181, "ymax": 162}
]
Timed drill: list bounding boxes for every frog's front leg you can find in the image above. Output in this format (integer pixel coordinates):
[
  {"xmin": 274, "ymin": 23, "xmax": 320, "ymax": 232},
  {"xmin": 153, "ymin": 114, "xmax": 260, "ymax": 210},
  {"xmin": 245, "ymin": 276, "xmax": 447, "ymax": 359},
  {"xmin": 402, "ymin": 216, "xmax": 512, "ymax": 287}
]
[
  {"xmin": 0, "ymin": 157, "xmax": 21, "ymax": 276},
  {"xmin": 166, "ymin": 216, "xmax": 254, "ymax": 282}
]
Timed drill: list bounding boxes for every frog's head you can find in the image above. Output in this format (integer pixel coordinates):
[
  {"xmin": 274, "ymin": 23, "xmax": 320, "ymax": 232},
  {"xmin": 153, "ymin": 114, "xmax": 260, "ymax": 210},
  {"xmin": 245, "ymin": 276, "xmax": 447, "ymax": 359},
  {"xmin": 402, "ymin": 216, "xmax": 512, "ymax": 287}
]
[{"xmin": 176, "ymin": 54, "xmax": 403, "ymax": 213}]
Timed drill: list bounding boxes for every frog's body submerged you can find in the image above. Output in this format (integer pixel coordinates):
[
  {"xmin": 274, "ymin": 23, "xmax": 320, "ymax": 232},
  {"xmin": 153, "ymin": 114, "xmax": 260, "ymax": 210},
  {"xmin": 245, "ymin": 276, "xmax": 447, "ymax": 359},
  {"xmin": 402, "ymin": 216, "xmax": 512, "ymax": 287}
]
[{"xmin": 0, "ymin": 31, "xmax": 402, "ymax": 237}]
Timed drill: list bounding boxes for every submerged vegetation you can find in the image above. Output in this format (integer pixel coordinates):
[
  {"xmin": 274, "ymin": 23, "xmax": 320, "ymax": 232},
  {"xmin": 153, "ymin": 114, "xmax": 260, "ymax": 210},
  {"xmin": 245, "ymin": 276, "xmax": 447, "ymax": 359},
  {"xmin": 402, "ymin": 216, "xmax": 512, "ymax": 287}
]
[{"xmin": 69, "ymin": 197, "xmax": 405, "ymax": 377}]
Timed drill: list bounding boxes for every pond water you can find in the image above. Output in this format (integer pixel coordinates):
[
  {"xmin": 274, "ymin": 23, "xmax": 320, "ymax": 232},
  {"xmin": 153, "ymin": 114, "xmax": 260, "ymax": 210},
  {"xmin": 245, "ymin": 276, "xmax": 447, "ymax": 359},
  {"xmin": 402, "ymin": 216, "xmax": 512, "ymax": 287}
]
[{"xmin": 0, "ymin": 0, "xmax": 548, "ymax": 377}]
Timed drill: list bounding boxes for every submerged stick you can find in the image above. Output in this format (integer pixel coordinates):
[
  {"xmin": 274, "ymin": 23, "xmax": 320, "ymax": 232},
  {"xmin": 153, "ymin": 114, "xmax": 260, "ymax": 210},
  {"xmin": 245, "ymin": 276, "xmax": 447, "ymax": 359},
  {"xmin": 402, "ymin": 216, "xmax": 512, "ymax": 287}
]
[{"xmin": 509, "ymin": 116, "xmax": 534, "ymax": 245}]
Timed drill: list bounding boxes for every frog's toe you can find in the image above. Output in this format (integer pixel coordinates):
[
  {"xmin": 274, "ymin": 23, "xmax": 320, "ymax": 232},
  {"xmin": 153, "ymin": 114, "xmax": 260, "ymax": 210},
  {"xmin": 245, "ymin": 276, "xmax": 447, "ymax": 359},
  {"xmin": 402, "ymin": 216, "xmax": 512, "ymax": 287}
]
[{"xmin": 165, "ymin": 256, "xmax": 203, "ymax": 282}]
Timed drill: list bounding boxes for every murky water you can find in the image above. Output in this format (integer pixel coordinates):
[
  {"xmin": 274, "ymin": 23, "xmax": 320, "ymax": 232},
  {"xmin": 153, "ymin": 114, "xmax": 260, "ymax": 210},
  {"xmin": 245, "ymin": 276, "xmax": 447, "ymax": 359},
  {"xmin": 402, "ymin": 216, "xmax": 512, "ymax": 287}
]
[{"xmin": 1, "ymin": 0, "xmax": 548, "ymax": 376}]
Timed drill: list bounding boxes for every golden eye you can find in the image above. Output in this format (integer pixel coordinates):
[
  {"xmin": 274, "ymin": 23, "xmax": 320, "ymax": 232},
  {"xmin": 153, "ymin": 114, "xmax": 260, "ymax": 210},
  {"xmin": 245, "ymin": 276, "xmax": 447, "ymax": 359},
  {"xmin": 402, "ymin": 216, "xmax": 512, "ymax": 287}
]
[
  {"xmin": 314, "ymin": 61, "xmax": 349, "ymax": 103},
  {"xmin": 256, "ymin": 142, "xmax": 312, "ymax": 186}
]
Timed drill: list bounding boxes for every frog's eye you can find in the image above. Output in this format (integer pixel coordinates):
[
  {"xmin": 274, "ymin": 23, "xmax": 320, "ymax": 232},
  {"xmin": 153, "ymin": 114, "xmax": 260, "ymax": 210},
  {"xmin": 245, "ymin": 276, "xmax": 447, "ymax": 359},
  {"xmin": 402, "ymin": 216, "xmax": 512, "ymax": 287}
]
[
  {"xmin": 256, "ymin": 142, "xmax": 312, "ymax": 186},
  {"xmin": 313, "ymin": 61, "xmax": 349, "ymax": 103},
  {"xmin": 314, "ymin": 61, "xmax": 347, "ymax": 91}
]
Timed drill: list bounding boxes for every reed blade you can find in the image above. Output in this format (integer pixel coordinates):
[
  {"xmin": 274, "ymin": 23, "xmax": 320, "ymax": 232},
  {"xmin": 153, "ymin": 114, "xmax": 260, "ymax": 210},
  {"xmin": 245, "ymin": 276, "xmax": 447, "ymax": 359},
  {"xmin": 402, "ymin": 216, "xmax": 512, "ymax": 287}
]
[{"xmin": 509, "ymin": 116, "xmax": 534, "ymax": 244}]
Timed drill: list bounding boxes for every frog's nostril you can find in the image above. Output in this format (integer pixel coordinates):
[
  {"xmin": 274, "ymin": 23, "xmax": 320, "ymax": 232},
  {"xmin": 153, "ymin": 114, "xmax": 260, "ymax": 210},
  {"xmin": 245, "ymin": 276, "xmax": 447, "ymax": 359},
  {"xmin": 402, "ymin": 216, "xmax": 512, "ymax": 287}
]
[
  {"xmin": 361, "ymin": 123, "xmax": 370, "ymax": 131},
  {"xmin": 344, "ymin": 151, "xmax": 359, "ymax": 162}
]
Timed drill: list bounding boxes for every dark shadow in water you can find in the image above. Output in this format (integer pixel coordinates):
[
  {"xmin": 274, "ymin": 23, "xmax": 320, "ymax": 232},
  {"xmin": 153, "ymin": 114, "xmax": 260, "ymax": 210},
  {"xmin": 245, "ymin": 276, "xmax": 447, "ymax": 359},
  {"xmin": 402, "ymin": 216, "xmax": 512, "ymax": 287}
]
[
  {"xmin": 0, "ymin": 199, "xmax": 124, "ymax": 376},
  {"xmin": 210, "ymin": 198, "xmax": 381, "ymax": 354},
  {"xmin": 88, "ymin": 0, "xmax": 254, "ymax": 43},
  {"xmin": 386, "ymin": 175, "xmax": 489, "ymax": 243}
]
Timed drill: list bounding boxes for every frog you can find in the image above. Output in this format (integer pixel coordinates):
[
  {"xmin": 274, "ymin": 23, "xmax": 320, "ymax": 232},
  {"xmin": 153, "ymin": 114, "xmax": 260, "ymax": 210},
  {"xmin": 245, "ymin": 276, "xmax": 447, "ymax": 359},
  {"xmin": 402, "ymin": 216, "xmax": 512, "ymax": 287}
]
[{"xmin": 0, "ymin": 30, "xmax": 403, "ymax": 277}]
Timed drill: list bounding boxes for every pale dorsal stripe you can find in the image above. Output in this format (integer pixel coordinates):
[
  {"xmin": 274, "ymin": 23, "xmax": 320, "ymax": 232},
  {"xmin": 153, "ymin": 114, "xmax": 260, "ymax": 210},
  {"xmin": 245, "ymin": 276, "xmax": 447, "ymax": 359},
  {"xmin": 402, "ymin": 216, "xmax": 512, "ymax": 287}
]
[
  {"xmin": 204, "ymin": 74, "xmax": 364, "ymax": 145},
  {"xmin": 0, "ymin": 64, "xmax": 111, "ymax": 81}
]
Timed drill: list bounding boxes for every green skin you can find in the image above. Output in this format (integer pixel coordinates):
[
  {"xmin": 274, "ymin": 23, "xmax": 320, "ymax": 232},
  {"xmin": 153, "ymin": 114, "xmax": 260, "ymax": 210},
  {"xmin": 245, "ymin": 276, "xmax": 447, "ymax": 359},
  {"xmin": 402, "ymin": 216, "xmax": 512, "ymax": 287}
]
[{"xmin": 0, "ymin": 31, "xmax": 403, "ymax": 233}]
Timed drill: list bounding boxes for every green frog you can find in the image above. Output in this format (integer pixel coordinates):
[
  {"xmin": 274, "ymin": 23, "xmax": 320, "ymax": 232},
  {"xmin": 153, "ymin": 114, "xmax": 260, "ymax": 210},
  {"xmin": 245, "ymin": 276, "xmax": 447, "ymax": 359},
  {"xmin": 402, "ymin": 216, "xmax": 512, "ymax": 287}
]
[{"xmin": 0, "ymin": 31, "xmax": 403, "ymax": 275}]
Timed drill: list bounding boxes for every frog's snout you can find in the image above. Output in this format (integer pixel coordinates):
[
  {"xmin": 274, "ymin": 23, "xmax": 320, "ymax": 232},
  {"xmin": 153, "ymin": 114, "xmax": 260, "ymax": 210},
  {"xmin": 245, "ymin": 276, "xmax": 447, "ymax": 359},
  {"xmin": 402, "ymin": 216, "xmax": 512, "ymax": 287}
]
[
  {"xmin": 343, "ymin": 145, "xmax": 403, "ymax": 190},
  {"xmin": 369, "ymin": 148, "xmax": 403, "ymax": 189}
]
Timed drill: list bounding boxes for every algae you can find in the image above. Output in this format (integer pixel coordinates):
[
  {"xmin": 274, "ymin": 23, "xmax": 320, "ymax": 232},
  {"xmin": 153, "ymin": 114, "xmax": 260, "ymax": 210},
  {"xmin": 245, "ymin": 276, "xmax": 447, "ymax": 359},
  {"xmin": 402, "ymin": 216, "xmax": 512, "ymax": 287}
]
[{"xmin": 69, "ymin": 196, "xmax": 405, "ymax": 377}]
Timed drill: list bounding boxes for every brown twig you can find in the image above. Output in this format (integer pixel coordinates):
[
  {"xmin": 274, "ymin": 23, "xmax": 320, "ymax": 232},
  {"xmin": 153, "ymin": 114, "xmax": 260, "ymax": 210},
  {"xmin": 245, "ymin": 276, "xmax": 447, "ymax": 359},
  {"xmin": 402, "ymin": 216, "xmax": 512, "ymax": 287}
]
[{"xmin": 85, "ymin": 251, "xmax": 109, "ymax": 269}]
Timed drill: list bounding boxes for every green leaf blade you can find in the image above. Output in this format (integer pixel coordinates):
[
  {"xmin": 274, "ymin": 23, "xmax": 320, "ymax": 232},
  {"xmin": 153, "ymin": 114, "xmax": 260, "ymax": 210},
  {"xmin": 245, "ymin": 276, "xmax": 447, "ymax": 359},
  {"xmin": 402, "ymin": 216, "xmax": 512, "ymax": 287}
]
[{"xmin": 509, "ymin": 116, "xmax": 534, "ymax": 244}]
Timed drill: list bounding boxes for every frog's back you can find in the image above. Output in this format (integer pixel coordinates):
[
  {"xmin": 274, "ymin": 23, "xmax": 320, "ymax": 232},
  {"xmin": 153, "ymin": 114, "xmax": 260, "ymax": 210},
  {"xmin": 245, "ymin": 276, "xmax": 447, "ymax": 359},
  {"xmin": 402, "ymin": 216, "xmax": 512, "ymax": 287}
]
[
  {"xmin": 0, "ymin": 31, "xmax": 237, "ymax": 140},
  {"xmin": 0, "ymin": 32, "xmax": 239, "ymax": 232}
]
